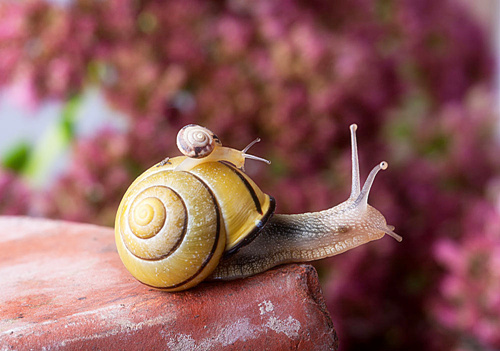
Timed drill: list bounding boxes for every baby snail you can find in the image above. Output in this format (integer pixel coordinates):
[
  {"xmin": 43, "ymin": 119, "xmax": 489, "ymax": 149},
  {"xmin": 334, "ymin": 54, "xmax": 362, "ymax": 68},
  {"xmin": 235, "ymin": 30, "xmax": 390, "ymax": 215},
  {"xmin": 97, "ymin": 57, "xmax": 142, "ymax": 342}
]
[{"xmin": 115, "ymin": 124, "xmax": 402, "ymax": 291}]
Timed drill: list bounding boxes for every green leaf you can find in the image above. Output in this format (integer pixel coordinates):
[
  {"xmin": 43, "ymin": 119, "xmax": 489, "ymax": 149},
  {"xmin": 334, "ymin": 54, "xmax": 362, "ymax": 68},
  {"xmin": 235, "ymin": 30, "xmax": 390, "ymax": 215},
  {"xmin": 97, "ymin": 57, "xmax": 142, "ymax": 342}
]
[
  {"xmin": 23, "ymin": 95, "xmax": 81, "ymax": 187},
  {"xmin": 1, "ymin": 142, "xmax": 32, "ymax": 173}
]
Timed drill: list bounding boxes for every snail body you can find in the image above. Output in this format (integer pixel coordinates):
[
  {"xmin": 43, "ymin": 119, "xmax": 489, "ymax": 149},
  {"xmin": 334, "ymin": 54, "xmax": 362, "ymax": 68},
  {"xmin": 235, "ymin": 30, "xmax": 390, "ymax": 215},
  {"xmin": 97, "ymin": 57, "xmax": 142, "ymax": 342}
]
[{"xmin": 115, "ymin": 124, "xmax": 401, "ymax": 291}]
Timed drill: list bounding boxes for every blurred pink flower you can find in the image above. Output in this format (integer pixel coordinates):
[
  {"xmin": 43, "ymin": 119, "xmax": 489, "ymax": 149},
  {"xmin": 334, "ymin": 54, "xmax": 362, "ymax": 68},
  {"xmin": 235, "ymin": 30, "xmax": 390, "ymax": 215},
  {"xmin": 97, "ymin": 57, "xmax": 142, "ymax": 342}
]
[
  {"xmin": 0, "ymin": 170, "xmax": 31, "ymax": 215},
  {"xmin": 5, "ymin": 75, "xmax": 39, "ymax": 111},
  {"xmin": 432, "ymin": 203, "xmax": 500, "ymax": 348}
]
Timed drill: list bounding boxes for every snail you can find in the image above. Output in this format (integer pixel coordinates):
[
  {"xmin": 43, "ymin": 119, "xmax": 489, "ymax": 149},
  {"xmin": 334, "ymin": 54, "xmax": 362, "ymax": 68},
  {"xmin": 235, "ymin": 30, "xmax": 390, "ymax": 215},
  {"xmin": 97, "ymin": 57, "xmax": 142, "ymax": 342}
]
[{"xmin": 115, "ymin": 124, "xmax": 402, "ymax": 291}]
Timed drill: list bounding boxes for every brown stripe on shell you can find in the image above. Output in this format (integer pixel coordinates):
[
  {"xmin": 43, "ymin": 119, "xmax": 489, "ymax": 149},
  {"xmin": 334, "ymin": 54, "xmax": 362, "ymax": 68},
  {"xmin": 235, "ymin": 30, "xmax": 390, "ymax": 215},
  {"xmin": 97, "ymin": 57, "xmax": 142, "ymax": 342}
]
[
  {"xmin": 224, "ymin": 196, "xmax": 276, "ymax": 257},
  {"xmin": 219, "ymin": 161, "xmax": 263, "ymax": 214}
]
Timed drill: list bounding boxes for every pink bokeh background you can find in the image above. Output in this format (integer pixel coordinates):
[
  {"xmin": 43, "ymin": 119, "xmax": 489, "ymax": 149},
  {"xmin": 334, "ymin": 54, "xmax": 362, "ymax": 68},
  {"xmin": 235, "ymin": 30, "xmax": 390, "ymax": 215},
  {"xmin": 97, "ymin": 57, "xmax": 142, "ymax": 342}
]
[{"xmin": 1, "ymin": 1, "xmax": 499, "ymax": 350}]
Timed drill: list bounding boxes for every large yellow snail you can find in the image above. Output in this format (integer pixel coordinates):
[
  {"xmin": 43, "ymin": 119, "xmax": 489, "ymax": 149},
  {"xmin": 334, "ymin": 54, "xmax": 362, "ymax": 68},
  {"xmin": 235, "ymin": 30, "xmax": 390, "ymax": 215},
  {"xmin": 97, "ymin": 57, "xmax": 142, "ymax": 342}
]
[{"xmin": 115, "ymin": 124, "xmax": 402, "ymax": 291}]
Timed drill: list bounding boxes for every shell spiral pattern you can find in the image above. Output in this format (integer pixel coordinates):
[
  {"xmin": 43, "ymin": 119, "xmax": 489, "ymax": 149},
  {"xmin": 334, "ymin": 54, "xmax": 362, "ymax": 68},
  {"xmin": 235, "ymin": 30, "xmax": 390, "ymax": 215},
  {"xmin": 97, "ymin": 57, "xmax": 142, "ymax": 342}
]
[
  {"xmin": 115, "ymin": 165, "xmax": 226, "ymax": 291},
  {"xmin": 176, "ymin": 124, "xmax": 220, "ymax": 159}
]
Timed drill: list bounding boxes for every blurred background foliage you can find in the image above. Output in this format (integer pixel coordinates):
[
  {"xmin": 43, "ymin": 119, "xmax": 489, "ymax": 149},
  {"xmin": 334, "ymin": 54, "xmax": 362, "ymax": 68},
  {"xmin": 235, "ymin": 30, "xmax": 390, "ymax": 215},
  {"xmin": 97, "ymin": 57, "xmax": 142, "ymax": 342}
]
[{"xmin": 1, "ymin": 0, "xmax": 499, "ymax": 350}]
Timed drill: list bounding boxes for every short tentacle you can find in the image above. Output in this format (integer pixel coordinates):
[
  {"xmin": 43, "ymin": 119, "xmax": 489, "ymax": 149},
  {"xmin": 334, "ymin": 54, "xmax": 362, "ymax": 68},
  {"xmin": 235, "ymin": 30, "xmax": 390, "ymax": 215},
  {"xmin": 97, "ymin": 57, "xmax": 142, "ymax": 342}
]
[
  {"xmin": 353, "ymin": 161, "xmax": 388, "ymax": 208},
  {"xmin": 381, "ymin": 226, "xmax": 403, "ymax": 242}
]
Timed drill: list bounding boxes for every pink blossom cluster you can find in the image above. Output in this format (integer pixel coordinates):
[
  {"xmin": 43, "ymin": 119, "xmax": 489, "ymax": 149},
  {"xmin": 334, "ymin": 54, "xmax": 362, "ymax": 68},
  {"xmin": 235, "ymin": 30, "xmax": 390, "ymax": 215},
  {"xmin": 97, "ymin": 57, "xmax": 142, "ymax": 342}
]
[
  {"xmin": 0, "ymin": 1, "xmax": 93, "ymax": 108},
  {"xmin": 432, "ymin": 201, "xmax": 500, "ymax": 348},
  {"xmin": 0, "ymin": 0, "xmax": 498, "ymax": 349},
  {"xmin": 324, "ymin": 90, "xmax": 500, "ymax": 350},
  {"xmin": 0, "ymin": 169, "xmax": 30, "ymax": 215}
]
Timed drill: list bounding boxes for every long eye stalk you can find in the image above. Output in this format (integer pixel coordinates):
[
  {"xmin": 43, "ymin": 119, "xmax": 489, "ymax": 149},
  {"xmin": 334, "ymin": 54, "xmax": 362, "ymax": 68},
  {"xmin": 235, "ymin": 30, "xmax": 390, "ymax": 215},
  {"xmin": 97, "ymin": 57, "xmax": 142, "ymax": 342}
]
[
  {"xmin": 349, "ymin": 124, "xmax": 361, "ymax": 200},
  {"xmin": 348, "ymin": 124, "xmax": 401, "ymax": 242}
]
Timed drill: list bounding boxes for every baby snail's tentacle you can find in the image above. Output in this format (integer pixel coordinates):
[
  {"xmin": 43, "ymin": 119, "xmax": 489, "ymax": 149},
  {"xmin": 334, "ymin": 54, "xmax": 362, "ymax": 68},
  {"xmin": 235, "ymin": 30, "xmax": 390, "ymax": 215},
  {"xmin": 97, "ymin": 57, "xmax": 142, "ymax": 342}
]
[
  {"xmin": 211, "ymin": 123, "xmax": 401, "ymax": 280},
  {"xmin": 242, "ymin": 138, "xmax": 261, "ymax": 153},
  {"xmin": 239, "ymin": 138, "xmax": 271, "ymax": 171}
]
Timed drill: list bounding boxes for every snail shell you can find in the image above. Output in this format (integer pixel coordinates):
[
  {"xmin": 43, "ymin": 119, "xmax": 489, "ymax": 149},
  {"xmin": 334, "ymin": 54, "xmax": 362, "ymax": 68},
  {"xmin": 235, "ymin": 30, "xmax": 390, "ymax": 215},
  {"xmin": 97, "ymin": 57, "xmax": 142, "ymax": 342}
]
[
  {"xmin": 176, "ymin": 124, "xmax": 221, "ymax": 159},
  {"xmin": 115, "ymin": 156, "xmax": 275, "ymax": 291}
]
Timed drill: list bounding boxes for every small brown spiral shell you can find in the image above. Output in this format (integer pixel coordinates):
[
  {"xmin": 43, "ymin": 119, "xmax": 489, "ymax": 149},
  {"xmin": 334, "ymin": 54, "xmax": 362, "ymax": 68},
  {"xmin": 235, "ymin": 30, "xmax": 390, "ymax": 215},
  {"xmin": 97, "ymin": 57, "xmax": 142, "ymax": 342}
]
[{"xmin": 176, "ymin": 124, "xmax": 221, "ymax": 159}]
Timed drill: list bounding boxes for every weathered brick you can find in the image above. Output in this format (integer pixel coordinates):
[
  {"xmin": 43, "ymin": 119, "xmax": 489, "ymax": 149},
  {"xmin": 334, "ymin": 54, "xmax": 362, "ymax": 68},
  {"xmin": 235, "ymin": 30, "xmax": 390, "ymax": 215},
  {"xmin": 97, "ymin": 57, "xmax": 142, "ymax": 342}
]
[{"xmin": 0, "ymin": 216, "xmax": 337, "ymax": 350}]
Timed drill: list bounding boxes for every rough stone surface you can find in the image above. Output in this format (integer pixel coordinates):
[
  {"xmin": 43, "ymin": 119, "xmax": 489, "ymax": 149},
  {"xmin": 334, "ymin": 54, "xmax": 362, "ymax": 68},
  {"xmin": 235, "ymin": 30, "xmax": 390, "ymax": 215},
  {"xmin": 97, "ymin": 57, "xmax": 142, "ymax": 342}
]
[{"xmin": 0, "ymin": 216, "xmax": 337, "ymax": 350}]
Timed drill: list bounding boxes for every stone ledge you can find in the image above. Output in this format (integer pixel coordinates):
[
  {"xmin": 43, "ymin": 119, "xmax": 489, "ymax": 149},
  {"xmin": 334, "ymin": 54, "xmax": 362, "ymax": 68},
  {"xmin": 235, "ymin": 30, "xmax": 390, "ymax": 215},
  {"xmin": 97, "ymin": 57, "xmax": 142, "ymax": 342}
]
[{"xmin": 0, "ymin": 216, "xmax": 337, "ymax": 350}]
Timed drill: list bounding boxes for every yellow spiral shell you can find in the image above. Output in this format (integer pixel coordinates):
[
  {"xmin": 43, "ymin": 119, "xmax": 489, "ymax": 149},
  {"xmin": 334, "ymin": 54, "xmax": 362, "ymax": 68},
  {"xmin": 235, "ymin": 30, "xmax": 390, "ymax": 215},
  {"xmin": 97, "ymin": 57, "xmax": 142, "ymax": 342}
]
[{"xmin": 115, "ymin": 156, "xmax": 275, "ymax": 291}]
